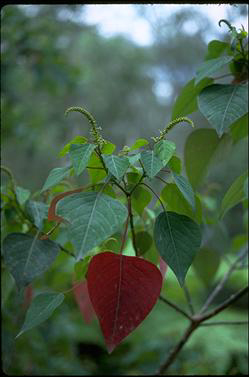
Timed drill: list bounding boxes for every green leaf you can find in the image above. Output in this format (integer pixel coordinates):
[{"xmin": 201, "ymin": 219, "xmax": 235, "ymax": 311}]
[
  {"xmin": 154, "ymin": 211, "xmax": 201, "ymax": 286},
  {"xmin": 171, "ymin": 78, "xmax": 213, "ymax": 120},
  {"xmin": 102, "ymin": 154, "xmax": 129, "ymax": 180},
  {"xmin": 25, "ymin": 200, "xmax": 49, "ymax": 230},
  {"xmin": 15, "ymin": 187, "xmax": 31, "ymax": 206},
  {"xmin": 3, "ymin": 233, "xmax": 60, "ymax": 288},
  {"xmin": 140, "ymin": 151, "xmax": 163, "ymax": 178},
  {"xmin": 244, "ymin": 177, "xmax": 248, "ymax": 199},
  {"xmin": 195, "ymin": 56, "xmax": 233, "ymax": 84},
  {"xmin": 128, "ymin": 153, "xmax": 141, "ymax": 165},
  {"xmin": 101, "ymin": 141, "xmax": 116, "ymax": 155},
  {"xmin": 184, "ymin": 129, "xmax": 220, "ymax": 190},
  {"xmin": 74, "ymin": 256, "xmax": 92, "ymax": 280},
  {"xmin": 57, "ymin": 192, "xmax": 128, "ymax": 260},
  {"xmin": 160, "ymin": 183, "xmax": 202, "ymax": 224},
  {"xmin": 130, "ymin": 138, "xmax": 149, "ymax": 151},
  {"xmin": 58, "ymin": 136, "xmax": 88, "ymax": 157},
  {"xmin": 172, "ymin": 173, "xmax": 196, "ymax": 210},
  {"xmin": 167, "ymin": 155, "xmax": 182, "ymax": 174},
  {"xmin": 205, "ymin": 40, "xmax": 230, "ymax": 60},
  {"xmin": 132, "ymin": 185, "xmax": 152, "ymax": 217},
  {"xmin": 198, "ymin": 84, "xmax": 248, "ymax": 137},
  {"xmin": 230, "ymin": 113, "xmax": 248, "ymax": 144},
  {"xmin": 193, "ymin": 247, "xmax": 220, "ymax": 287},
  {"xmin": 17, "ymin": 292, "xmax": 64, "ymax": 337},
  {"xmin": 87, "ymin": 153, "xmax": 107, "ymax": 184},
  {"xmin": 220, "ymin": 171, "xmax": 248, "ymax": 218},
  {"xmin": 69, "ymin": 143, "xmax": 96, "ymax": 175},
  {"xmin": 41, "ymin": 166, "xmax": 71, "ymax": 192},
  {"xmin": 154, "ymin": 140, "xmax": 176, "ymax": 166},
  {"xmin": 135, "ymin": 231, "xmax": 153, "ymax": 256}
]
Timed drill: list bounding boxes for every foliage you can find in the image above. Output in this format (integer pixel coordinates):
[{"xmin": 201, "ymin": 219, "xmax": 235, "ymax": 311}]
[{"xmin": 1, "ymin": 11, "xmax": 248, "ymax": 376}]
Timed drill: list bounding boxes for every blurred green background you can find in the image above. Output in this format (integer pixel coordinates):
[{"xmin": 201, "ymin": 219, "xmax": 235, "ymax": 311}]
[{"xmin": 1, "ymin": 4, "xmax": 248, "ymax": 375}]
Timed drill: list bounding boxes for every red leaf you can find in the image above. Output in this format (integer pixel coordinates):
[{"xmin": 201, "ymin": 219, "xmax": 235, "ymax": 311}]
[
  {"xmin": 159, "ymin": 257, "xmax": 168, "ymax": 279},
  {"xmin": 87, "ymin": 252, "xmax": 162, "ymax": 353},
  {"xmin": 73, "ymin": 281, "xmax": 95, "ymax": 324}
]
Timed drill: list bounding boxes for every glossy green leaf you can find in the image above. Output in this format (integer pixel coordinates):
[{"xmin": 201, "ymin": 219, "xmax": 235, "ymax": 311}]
[
  {"xmin": 220, "ymin": 171, "xmax": 248, "ymax": 218},
  {"xmin": 17, "ymin": 293, "xmax": 64, "ymax": 337},
  {"xmin": 205, "ymin": 40, "xmax": 230, "ymax": 60},
  {"xmin": 25, "ymin": 200, "xmax": 49, "ymax": 230},
  {"xmin": 198, "ymin": 84, "xmax": 248, "ymax": 136},
  {"xmin": 171, "ymin": 78, "xmax": 213, "ymax": 120},
  {"xmin": 193, "ymin": 247, "xmax": 220, "ymax": 287},
  {"xmin": 167, "ymin": 155, "xmax": 182, "ymax": 174},
  {"xmin": 172, "ymin": 173, "xmax": 196, "ymax": 210},
  {"xmin": 195, "ymin": 56, "xmax": 233, "ymax": 84},
  {"xmin": 41, "ymin": 166, "xmax": 71, "ymax": 192},
  {"xmin": 57, "ymin": 192, "xmax": 128, "ymax": 260},
  {"xmin": 87, "ymin": 152, "xmax": 107, "ymax": 184},
  {"xmin": 102, "ymin": 154, "xmax": 129, "ymax": 180},
  {"xmin": 130, "ymin": 138, "xmax": 149, "ymax": 151},
  {"xmin": 132, "ymin": 185, "xmax": 152, "ymax": 217},
  {"xmin": 154, "ymin": 140, "xmax": 176, "ymax": 166},
  {"xmin": 69, "ymin": 143, "xmax": 96, "ymax": 175},
  {"xmin": 154, "ymin": 211, "xmax": 201, "ymax": 286},
  {"xmin": 184, "ymin": 129, "xmax": 220, "ymax": 189},
  {"xmin": 230, "ymin": 113, "xmax": 248, "ymax": 144},
  {"xmin": 140, "ymin": 151, "xmax": 163, "ymax": 178},
  {"xmin": 3, "ymin": 233, "xmax": 60, "ymax": 288},
  {"xmin": 15, "ymin": 187, "xmax": 31, "ymax": 206},
  {"xmin": 58, "ymin": 136, "xmax": 88, "ymax": 157},
  {"xmin": 160, "ymin": 183, "xmax": 202, "ymax": 224}
]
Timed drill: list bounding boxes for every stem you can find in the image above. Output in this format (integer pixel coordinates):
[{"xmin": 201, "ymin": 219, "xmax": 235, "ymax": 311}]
[
  {"xmin": 199, "ymin": 246, "xmax": 248, "ymax": 314},
  {"xmin": 200, "ymin": 320, "xmax": 248, "ymax": 327},
  {"xmin": 120, "ymin": 214, "xmax": 130, "ymax": 254},
  {"xmin": 159, "ymin": 295, "xmax": 192, "ymax": 321},
  {"xmin": 183, "ymin": 284, "xmax": 195, "ymax": 315},
  {"xmin": 127, "ymin": 195, "xmax": 139, "ymax": 256},
  {"xmin": 141, "ymin": 182, "xmax": 166, "ymax": 212}
]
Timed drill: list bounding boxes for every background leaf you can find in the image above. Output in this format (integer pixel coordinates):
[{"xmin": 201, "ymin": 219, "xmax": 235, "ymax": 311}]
[
  {"xmin": 73, "ymin": 281, "xmax": 95, "ymax": 324},
  {"xmin": 154, "ymin": 211, "xmax": 201, "ymax": 286},
  {"xmin": 220, "ymin": 171, "xmax": 248, "ymax": 218},
  {"xmin": 131, "ymin": 185, "xmax": 152, "ymax": 217},
  {"xmin": 3, "ymin": 233, "xmax": 60, "ymax": 288},
  {"xmin": 57, "ymin": 192, "xmax": 128, "ymax": 260},
  {"xmin": 69, "ymin": 143, "xmax": 96, "ymax": 175},
  {"xmin": 87, "ymin": 252, "xmax": 162, "ymax": 353},
  {"xmin": 184, "ymin": 128, "xmax": 220, "ymax": 190},
  {"xmin": 193, "ymin": 247, "xmax": 220, "ymax": 287},
  {"xmin": 17, "ymin": 292, "xmax": 64, "ymax": 337},
  {"xmin": 167, "ymin": 155, "xmax": 182, "ymax": 174},
  {"xmin": 135, "ymin": 231, "xmax": 153, "ymax": 256},
  {"xmin": 198, "ymin": 84, "xmax": 248, "ymax": 136}
]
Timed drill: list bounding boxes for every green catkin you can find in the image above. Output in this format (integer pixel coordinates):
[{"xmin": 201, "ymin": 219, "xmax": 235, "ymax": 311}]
[
  {"xmin": 152, "ymin": 117, "xmax": 194, "ymax": 143},
  {"xmin": 65, "ymin": 107, "xmax": 106, "ymax": 148}
]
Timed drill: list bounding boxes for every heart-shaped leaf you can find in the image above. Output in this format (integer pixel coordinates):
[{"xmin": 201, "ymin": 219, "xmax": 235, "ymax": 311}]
[
  {"xmin": 25, "ymin": 200, "xmax": 49, "ymax": 229},
  {"xmin": 140, "ymin": 151, "xmax": 163, "ymax": 178},
  {"xmin": 198, "ymin": 84, "xmax": 248, "ymax": 137},
  {"xmin": 73, "ymin": 280, "xmax": 95, "ymax": 324},
  {"xmin": 154, "ymin": 140, "xmax": 176, "ymax": 166},
  {"xmin": 87, "ymin": 252, "xmax": 162, "ymax": 353},
  {"xmin": 3, "ymin": 233, "xmax": 60, "ymax": 288},
  {"xmin": 17, "ymin": 292, "xmax": 64, "ymax": 337},
  {"xmin": 57, "ymin": 192, "xmax": 128, "ymax": 260},
  {"xmin": 69, "ymin": 143, "xmax": 96, "ymax": 175},
  {"xmin": 41, "ymin": 166, "xmax": 71, "ymax": 192},
  {"xmin": 172, "ymin": 173, "xmax": 196, "ymax": 211},
  {"xmin": 59, "ymin": 136, "xmax": 88, "ymax": 157},
  {"xmin": 195, "ymin": 56, "xmax": 233, "ymax": 84},
  {"xmin": 102, "ymin": 154, "xmax": 130, "ymax": 180},
  {"xmin": 154, "ymin": 212, "xmax": 201, "ymax": 286}
]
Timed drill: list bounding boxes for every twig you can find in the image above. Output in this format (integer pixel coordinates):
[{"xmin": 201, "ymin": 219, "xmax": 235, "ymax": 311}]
[
  {"xmin": 199, "ymin": 247, "xmax": 248, "ymax": 314},
  {"xmin": 141, "ymin": 182, "xmax": 166, "ymax": 212},
  {"xmin": 159, "ymin": 295, "xmax": 192, "ymax": 321},
  {"xmin": 127, "ymin": 195, "xmax": 139, "ymax": 256},
  {"xmin": 199, "ymin": 320, "xmax": 248, "ymax": 327}
]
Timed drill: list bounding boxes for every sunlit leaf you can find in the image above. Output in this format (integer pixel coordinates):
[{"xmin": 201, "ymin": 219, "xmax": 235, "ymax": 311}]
[{"xmin": 130, "ymin": 138, "xmax": 149, "ymax": 151}]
